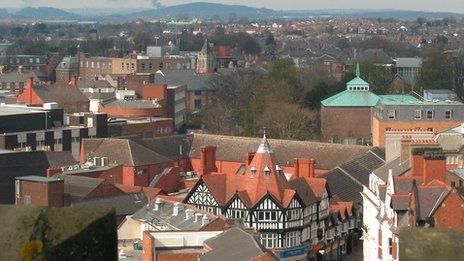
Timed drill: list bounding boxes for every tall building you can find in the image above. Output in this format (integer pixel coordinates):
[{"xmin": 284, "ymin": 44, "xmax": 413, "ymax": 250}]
[
  {"xmin": 196, "ymin": 39, "xmax": 217, "ymax": 74},
  {"xmin": 321, "ymin": 64, "xmax": 379, "ymax": 145}
]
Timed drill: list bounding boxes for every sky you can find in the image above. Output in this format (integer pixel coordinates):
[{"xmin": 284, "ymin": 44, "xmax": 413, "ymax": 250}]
[{"xmin": 4, "ymin": 0, "xmax": 464, "ymax": 13}]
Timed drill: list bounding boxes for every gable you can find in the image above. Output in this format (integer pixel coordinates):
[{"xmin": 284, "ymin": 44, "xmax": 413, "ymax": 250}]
[{"xmin": 186, "ymin": 181, "xmax": 219, "ymax": 207}]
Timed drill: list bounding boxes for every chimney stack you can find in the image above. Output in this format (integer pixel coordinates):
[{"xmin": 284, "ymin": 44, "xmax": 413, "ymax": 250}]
[
  {"xmin": 400, "ymin": 136, "xmax": 412, "ymax": 163},
  {"xmin": 69, "ymin": 75, "xmax": 78, "ymax": 86},
  {"xmin": 293, "ymin": 158, "xmax": 316, "ymax": 179},
  {"xmin": 411, "ymin": 148, "xmax": 425, "ymax": 178},
  {"xmin": 422, "ymin": 149, "xmax": 446, "ymax": 184},
  {"xmin": 199, "ymin": 146, "xmax": 217, "ymax": 176},
  {"xmin": 246, "ymin": 152, "xmax": 255, "ymax": 167},
  {"xmin": 46, "ymin": 166, "xmax": 62, "ymax": 178}
]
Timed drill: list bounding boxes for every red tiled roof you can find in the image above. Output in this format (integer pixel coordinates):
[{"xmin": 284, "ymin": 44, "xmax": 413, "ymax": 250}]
[{"xmin": 195, "ymin": 135, "xmax": 329, "ymax": 209}]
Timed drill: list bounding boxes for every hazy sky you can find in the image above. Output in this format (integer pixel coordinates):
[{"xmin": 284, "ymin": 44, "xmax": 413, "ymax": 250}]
[{"xmin": 5, "ymin": 0, "xmax": 464, "ymax": 13}]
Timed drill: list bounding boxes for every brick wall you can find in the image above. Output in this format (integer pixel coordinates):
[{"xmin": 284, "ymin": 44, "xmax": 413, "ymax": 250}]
[
  {"xmin": 18, "ymin": 180, "xmax": 64, "ymax": 207},
  {"xmin": 372, "ymin": 118, "xmax": 462, "ymax": 147},
  {"xmin": 433, "ymin": 191, "xmax": 464, "ymax": 229},
  {"xmin": 321, "ymin": 106, "xmax": 372, "ymax": 142}
]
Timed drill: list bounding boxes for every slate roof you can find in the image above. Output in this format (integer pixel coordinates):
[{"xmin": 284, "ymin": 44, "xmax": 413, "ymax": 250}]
[
  {"xmin": 133, "ymin": 135, "xmax": 194, "ymax": 161},
  {"xmin": 153, "ymin": 70, "xmax": 215, "ymax": 91},
  {"xmin": 81, "ymin": 138, "xmax": 173, "ymax": 166},
  {"xmin": 416, "ymin": 186, "xmax": 450, "ymax": 220},
  {"xmin": 44, "ymin": 151, "xmax": 78, "ymax": 167},
  {"xmin": 56, "ymin": 174, "xmax": 106, "ymax": 203},
  {"xmin": 201, "ymin": 227, "xmax": 277, "ymax": 261},
  {"xmin": 74, "ymin": 192, "xmax": 147, "ymax": 216},
  {"xmin": 320, "ymin": 149, "xmax": 385, "ymax": 204},
  {"xmin": 132, "ymin": 198, "xmax": 218, "ymax": 231},
  {"xmin": 321, "ymin": 90, "xmax": 380, "ymax": 107},
  {"xmin": 395, "ymin": 57, "xmax": 422, "ymax": 68},
  {"xmin": 33, "ymin": 85, "xmax": 89, "ymax": 104},
  {"xmin": 188, "ymin": 133, "xmax": 376, "ymax": 170},
  {"xmin": 0, "ymin": 72, "xmax": 40, "ymax": 83},
  {"xmin": 372, "ymin": 157, "xmax": 410, "ymax": 182}
]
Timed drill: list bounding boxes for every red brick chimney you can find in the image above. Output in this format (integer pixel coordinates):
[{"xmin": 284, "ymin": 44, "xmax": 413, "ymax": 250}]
[
  {"xmin": 411, "ymin": 148, "xmax": 425, "ymax": 178},
  {"xmin": 246, "ymin": 152, "xmax": 255, "ymax": 168},
  {"xmin": 199, "ymin": 146, "xmax": 217, "ymax": 175},
  {"xmin": 69, "ymin": 75, "xmax": 78, "ymax": 86},
  {"xmin": 422, "ymin": 150, "xmax": 446, "ymax": 185},
  {"xmin": 293, "ymin": 158, "xmax": 315, "ymax": 179},
  {"xmin": 46, "ymin": 166, "xmax": 62, "ymax": 178}
]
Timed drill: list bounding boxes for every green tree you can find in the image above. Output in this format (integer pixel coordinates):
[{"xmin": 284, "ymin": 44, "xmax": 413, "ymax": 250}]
[{"xmin": 418, "ymin": 48, "xmax": 453, "ymax": 91}]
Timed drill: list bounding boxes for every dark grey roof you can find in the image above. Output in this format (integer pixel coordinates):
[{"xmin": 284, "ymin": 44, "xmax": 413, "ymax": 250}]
[
  {"xmin": 57, "ymin": 174, "xmax": 104, "ymax": 203},
  {"xmin": 82, "ymin": 138, "xmax": 173, "ymax": 166},
  {"xmin": 83, "ymin": 92, "xmax": 115, "ymax": 100},
  {"xmin": 417, "ymin": 187, "xmax": 449, "ymax": 220},
  {"xmin": 74, "ymin": 192, "xmax": 147, "ymax": 216},
  {"xmin": 372, "ymin": 157, "xmax": 410, "ymax": 182},
  {"xmin": 154, "ymin": 70, "xmax": 215, "ymax": 91},
  {"xmin": 321, "ymin": 149, "xmax": 385, "ymax": 204},
  {"xmin": 323, "ymin": 168, "xmax": 364, "ymax": 204},
  {"xmin": 134, "ymin": 134, "xmax": 194, "ymax": 161},
  {"xmin": 44, "ymin": 151, "xmax": 78, "ymax": 167},
  {"xmin": 0, "ymin": 72, "xmax": 40, "ymax": 83},
  {"xmin": 201, "ymin": 227, "xmax": 275, "ymax": 261}
]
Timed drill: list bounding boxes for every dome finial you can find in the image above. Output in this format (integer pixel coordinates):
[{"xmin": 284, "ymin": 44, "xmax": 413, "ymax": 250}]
[
  {"xmin": 257, "ymin": 127, "xmax": 272, "ymax": 153},
  {"xmin": 356, "ymin": 62, "xmax": 360, "ymax": 77}
]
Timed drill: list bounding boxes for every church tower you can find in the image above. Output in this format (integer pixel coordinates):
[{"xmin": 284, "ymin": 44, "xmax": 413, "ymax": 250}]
[{"xmin": 196, "ymin": 39, "xmax": 217, "ymax": 74}]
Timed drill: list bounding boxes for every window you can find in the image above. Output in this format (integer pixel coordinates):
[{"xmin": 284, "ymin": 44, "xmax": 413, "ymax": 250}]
[
  {"xmin": 445, "ymin": 110, "xmax": 453, "ymax": 119},
  {"xmin": 261, "ymin": 233, "xmax": 279, "ymax": 248},
  {"xmin": 257, "ymin": 211, "xmax": 278, "ymax": 221},
  {"xmin": 387, "ymin": 110, "xmax": 396, "ymax": 119},
  {"xmin": 24, "ymin": 195, "xmax": 31, "ymax": 205},
  {"xmin": 286, "ymin": 231, "xmax": 300, "ymax": 247},
  {"xmin": 72, "ymin": 137, "xmax": 80, "ymax": 143},
  {"xmin": 194, "ymin": 99, "xmax": 202, "ymax": 109},
  {"xmin": 389, "ymin": 238, "xmax": 393, "ymax": 255},
  {"xmin": 54, "ymin": 138, "xmax": 62, "ymax": 145},
  {"xmin": 413, "ymin": 110, "xmax": 421, "ymax": 120},
  {"xmin": 426, "ymin": 110, "xmax": 433, "ymax": 119}
]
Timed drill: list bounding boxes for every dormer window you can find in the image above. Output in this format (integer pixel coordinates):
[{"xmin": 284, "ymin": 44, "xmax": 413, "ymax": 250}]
[
  {"xmin": 276, "ymin": 165, "xmax": 282, "ymax": 176},
  {"xmin": 250, "ymin": 166, "xmax": 256, "ymax": 176},
  {"xmin": 264, "ymin": 166, "xmax": 271, "ymax": 176}
]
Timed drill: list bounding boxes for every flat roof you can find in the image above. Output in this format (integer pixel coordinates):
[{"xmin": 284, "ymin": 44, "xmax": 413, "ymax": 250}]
[
  {"xmin": 0, "ymin": 106, "xmax": 45, "ymax": 116},
  {"xmin": 16, "ymin": 175, "xmax": 62, "ymax": 183}
]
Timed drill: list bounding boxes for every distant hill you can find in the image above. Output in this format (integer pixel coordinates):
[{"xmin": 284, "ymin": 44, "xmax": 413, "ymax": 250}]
[
  {"xmin": 13, "ymin": 7, "xmax": 84, "ymax": 20},
  {"xmin": 115, "ymin": 2, "xmax": 277, "ymax": 20},
  {"xmin": 287, "ymin": 9, "xmax": 464, "ymax": 20},
  {"xmin": 0, "ymin": 9, "xmax": 9, "ymax": 19},
  {"xmin": 3, "ymin": 3, "xmax": 464, "ymax": 21}
]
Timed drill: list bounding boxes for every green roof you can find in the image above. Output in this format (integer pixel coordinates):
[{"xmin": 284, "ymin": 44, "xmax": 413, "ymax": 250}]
[
  {"xmin": 347, "ymin": 76, "xmax": 369, "ymax": 86},
  {"xmin": 321, "ymin": 90, "xmax": 380, "ymax": 107},
  {"xmin": 378, "ymin": 94, "xmax": 421, "ymax": 105}
]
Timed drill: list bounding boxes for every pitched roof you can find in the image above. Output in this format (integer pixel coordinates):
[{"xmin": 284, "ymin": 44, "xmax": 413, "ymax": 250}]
[
  {"xmin": 33, "ymin": 85, "xmax": 89, "ymax": 104},
  {"xmin": 189, "ymin": 133, "xmax": 376, "ymax": 170},
  {"xmin": 201, "ymin": 227, "xmax": 277, "ymax": 261},
  {"xmin": 372, "ymin": 157, "xmax": 410, "ymax": 182},
  {"xmin": 416, "ymin": 186, "xmax": 449, "ymax": 219},
  {"xmin": 44, "ymin": 151, "xmax": 78, "ymax": 167},
  {"xmin": 132, "ymin": 197, "xmax": 219, "ymax": 231},
  {"xmin": 74, "ymin": 192, "xmax": 147, "ymax": 216},
  {"xmin": 81, "ymin": 138, "xmax": 173, "ymax": 166},
  {"xmin": 321, "ymin": 90, "xmax": 380, "ymax": 107},
  {"xmin": 154, "ymin": 70, "xmax": 215, "ymax": 91},
  {"xmin": 56, "ymin": 174, "xmax": 105, "ymax": 202},
  {"xmin": 321, "ymin": 149, "xmax": 385, "ymax": 204}
]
